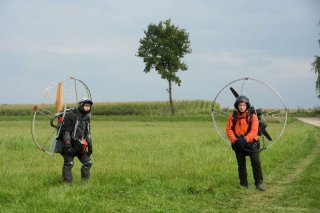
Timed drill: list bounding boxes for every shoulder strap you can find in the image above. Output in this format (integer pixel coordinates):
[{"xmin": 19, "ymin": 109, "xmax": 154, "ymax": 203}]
[
  {"xmin": 245, "ymin": 111, "xmax": 253, "ymax": 135},
  {"xmin": 231, "ymin": 111, "xmax": 237, "ymax": 132},
  {"xmin": 246, "ymin": 110, "xmax": 253, "ymax": 124}
]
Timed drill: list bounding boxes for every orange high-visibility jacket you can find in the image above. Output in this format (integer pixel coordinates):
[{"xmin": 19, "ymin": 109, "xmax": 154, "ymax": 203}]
[{"xmin": 226, "ymin": 111, "xmax": 259, "ymax": 144}]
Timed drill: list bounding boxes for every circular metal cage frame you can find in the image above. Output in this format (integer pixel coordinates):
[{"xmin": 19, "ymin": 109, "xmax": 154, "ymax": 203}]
[
  {"xmin": 211, "ymin": 77, "xmax": 288, "ymax": 151},
  {"xmin": 31, "ymin": 77, "xmax": 91, "ymax": 155}
]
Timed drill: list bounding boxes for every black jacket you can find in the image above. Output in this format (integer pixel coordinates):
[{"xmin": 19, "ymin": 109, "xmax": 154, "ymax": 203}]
[{"xmin": 59, "ymin": 108, "xmax": 92, "ymax": 144}]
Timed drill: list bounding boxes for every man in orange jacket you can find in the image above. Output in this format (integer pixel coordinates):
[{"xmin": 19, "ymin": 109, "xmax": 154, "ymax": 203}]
[{"xmin": 226, "ymin": 95, "xmax": 265, "ymax": 191}]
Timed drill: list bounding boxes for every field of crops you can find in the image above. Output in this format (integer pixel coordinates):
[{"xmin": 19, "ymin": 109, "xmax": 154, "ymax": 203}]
[
  {"xmin": 0, "ymin": 100, "xmax": 217, "ymax": 116},
  {"xmin": 0, "ymin": 116, "xmax": 319, "ymax": 212},
  {"xmin": 1, "ymin": 100, "xmax": 318, "ymax": 118}
]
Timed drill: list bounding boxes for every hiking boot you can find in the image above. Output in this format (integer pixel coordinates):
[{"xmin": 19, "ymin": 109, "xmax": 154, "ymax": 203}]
[{"xmin": 256, "ymin": 183, "xmax": 266, "ymax": 191}]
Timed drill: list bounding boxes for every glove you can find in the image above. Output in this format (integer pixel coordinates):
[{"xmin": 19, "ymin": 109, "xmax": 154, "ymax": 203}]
[
  {"xmin": 63, "ymin": 143, "xmax": 74, "ymax": 155},
  {"xmin": 235, "ymin": 137, "xmax": 247, "ymax": 148},
  {"xmin": 87, "ymin": 142, "xmax": 93, "ymax": 157}
]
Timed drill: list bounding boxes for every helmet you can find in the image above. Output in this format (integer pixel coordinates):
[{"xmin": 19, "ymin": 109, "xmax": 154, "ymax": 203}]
[
  {"xmin": 78, "ymin": 98, "xmax": 93, "ymax": 106},
  {"xmin": 234, "ymin": 95, "xmax": 250, "ymax": 109},
  {"xmin": 78, "ymin": 98, "xmax": 93, "ymax": 114}
]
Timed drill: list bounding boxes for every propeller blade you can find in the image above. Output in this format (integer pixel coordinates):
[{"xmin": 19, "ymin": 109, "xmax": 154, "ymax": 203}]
[
  {"xmin": 230, "ymin": 87, "xmax": 239, "ymax": 98},
  {"xmin": 262, "ymin": 130, "xmax": 272, "ymax": 141},
  {"xmin": 259, "ymin": 122, "xmax": 272, "ymax": 141},
  {"xmin": 55, "ymin": 81, "xmax": 63, "ymax": 112}
]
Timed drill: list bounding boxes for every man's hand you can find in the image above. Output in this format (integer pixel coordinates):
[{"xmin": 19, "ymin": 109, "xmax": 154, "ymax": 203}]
[{"xmin": 235, "ymin": 137, "xmax": 247, "ymax": 148}]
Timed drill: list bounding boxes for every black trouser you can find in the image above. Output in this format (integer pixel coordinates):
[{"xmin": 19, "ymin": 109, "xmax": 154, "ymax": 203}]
[
  {"xmin": 61, "ymin": 152, "xmax": 92, "ymax": 183},
  {"xmin": 233, "ymin": 142, "xmax": 263, "ymax": 186}
]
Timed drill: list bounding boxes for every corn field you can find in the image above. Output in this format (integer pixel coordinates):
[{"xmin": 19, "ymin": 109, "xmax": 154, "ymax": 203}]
[{"xmin": 0, "ymin": 100, "xmax": 218, "ymax": 116}]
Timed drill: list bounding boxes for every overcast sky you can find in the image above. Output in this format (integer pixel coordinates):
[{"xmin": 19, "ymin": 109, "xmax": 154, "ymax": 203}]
[{"xmin": 0, "ymin": 0, "xmax": 319, "ymax": 108}]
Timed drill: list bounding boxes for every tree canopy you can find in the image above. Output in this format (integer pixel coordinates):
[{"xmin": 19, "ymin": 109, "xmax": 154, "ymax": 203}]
[{"xmin": 137, "ymin": 19, "xmax": 192, "ymax": 114}]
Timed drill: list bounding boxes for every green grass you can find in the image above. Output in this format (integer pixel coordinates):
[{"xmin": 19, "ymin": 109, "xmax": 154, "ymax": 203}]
[
  {"xmin": 273, "ymin": 153, "xmax": 320, "ymax": 211},
  {"xmin": 0, "ymin": 118, "xmax": 319, "ymax": 212}
]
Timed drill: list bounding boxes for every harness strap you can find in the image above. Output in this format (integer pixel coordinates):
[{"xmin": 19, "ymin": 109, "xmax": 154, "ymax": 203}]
[{"xmin": 231, "ymin": 111, "xmax": 253, "ymax": 138}]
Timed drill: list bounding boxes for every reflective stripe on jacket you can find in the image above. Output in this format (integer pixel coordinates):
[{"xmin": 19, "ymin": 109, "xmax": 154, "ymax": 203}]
[{"xmin": 226, "ymin": 111, "xmax": 259, "ymax": 144}]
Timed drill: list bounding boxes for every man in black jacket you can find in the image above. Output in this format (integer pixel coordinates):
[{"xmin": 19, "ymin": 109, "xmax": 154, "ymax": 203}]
[{"xmin": 58, "ymin": 98, "xmax": 93, "ymax": 184}]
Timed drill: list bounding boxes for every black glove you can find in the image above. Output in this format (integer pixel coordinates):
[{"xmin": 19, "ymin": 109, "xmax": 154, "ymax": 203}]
[
  {"xmin": 87, "ymin": 142, "xmax": 92, "ymax": 156},
  {"xmin": 235, "ymin": 137, "xmax": 247, "ymax": 148},
  {"xmin": 63, "ymin": 143, "xmax": 74, "ymax": 155}
]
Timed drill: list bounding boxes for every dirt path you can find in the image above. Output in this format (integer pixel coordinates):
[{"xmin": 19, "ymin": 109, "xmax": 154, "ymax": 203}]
[
  {"xmin": 235, "ymin": 117, "xmax": 320, "ymax": 212},
  {"xmin": 296, "ymin": 117, "xmax": 320, "ymax": 127}
]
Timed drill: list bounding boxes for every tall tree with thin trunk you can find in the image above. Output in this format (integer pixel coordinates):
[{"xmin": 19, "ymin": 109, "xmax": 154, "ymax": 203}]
[
  {"xmin": 137, "ymin": 19, "xmax": 192, "ymax": 115},
  {"xmin": 312, "ymin": 34, "xmax": 320, "ymax": 98}
]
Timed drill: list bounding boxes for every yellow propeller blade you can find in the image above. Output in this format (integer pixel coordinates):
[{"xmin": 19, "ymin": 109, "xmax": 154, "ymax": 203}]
[{"xmin": 55, "ymin": 81, "xmax": 63, "ymax": 112}]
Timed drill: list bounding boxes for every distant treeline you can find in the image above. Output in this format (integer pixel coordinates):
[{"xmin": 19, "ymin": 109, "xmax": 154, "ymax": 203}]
[{"xmin": 0, "ymin": 100, "xmax": 218, "ymax": 116}]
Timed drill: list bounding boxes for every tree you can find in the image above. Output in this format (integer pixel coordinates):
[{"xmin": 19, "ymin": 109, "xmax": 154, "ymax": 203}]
[
  {"xmin": 312, "ymin": 34, "xmax": 320, "ymax": 98},
  {"xmin": 137, "ymin": 19, "xmax": 192, "ymax": 115}
]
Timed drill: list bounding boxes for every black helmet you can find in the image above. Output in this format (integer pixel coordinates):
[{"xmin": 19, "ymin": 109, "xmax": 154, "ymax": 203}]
[
  {"xmin": 78, "ymin": 98, "xmax": 93, "ymax": 114},
  {"xmin": 78, "ymin": 98, "xmax": 93, "ymax": 106},
  {"xmin": 234, "ymin": 95, "xmax": 250, "ymax": 109}
]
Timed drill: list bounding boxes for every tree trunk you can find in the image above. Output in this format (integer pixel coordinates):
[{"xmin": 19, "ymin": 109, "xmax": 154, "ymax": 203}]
[{"xmin": 168, "ymin": 80, "xmax": 174, "ymax": 115}]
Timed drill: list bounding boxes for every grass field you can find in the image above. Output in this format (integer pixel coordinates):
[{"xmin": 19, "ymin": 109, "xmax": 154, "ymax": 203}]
[{"xmin": 0, "ymin": 117, "xmax": 319, "ymax": 212}]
